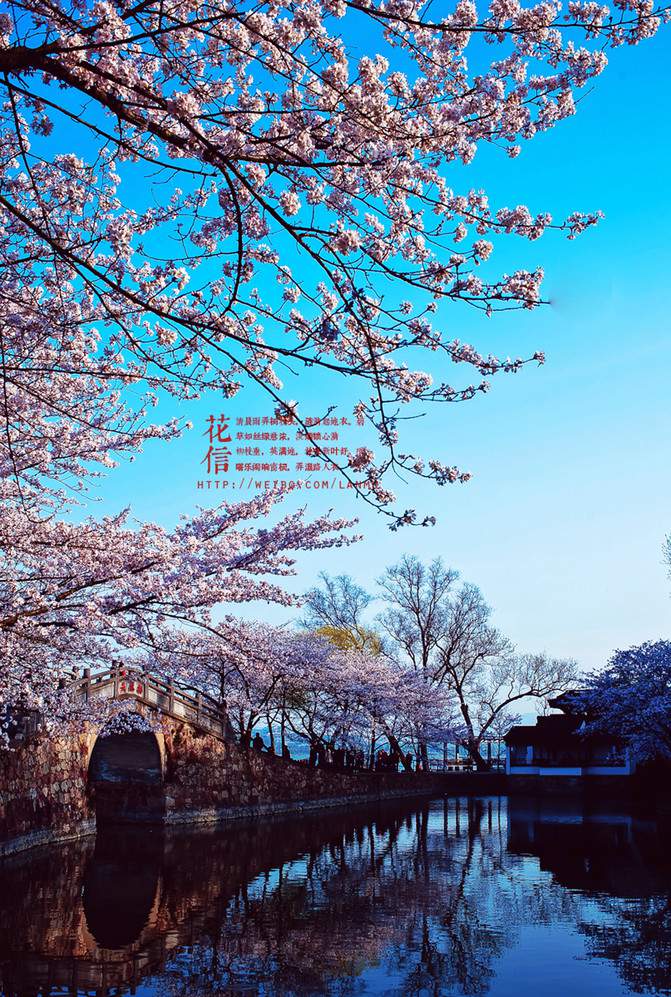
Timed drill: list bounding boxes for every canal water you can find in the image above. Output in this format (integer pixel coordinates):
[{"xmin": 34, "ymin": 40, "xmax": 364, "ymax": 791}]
[{"xmin": 1, "ymin": 796, "xmax": 670, "ymax": 996}]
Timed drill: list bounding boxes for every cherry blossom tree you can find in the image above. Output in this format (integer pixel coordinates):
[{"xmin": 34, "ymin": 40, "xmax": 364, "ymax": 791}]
[
  {"xmin": 280, "ymin": 643, "xmax": 385, "ymax": 753},
  {"xmin": 0, "ymin": 0, "xmax": 666, "ymax": 526},
  {"xmin": 352, "ymin": 658, "xmax": 458, "ymax": 768},
  {"xmin": 1, "ymin": 0, "xmax": 665, "ymax": 745},
  {"xmin": 663, "ymin": 534, "xmax": 671, "ymax": 580},
  {"xmin": 151, "ymin": 614, "xmax": 453, "ymax": 761},
  {"xmin": 0, "ymin": 281, "xmax": 185, "ymax": 514},
  {"xmin": 579, "ymin": 641, "xmax": 671, "ymax": 762},
  {"xmin": 153, "ymin": 619, "xmax": 336, "ymax": 749},
  {"xmin": 0, "ymin": 489, "xmax": 358, "ymax": 743},
  {"xmin": 283, "ymin": 640, "xmax": 457, "ymax": 762}
]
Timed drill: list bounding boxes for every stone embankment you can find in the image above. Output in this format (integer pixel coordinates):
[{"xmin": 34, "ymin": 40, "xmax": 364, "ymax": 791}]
[
  {"xmin": 0, "ymin": 733, "xmax": 94, "ymax": 856},
  {"xmin": 4, "ymin": 716, "xmax": 653, "ymax": 857},
  {"xmin": 0, "ymin": 719, "xmax": 445, "ymax": 855}
]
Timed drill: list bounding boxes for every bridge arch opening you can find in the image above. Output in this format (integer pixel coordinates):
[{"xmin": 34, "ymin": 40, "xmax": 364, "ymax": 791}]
[{"xmin": 88, "ymin": 722, "xmax": 166, "ymax": 825}]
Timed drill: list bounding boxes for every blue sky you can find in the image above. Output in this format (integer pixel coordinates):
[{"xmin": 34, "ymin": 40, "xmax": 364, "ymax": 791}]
[{"xmin": 85, "ymin": 25, "xmax": 671, "ymax": 673}]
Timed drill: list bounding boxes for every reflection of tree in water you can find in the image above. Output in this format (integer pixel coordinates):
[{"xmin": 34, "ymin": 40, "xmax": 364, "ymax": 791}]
[
  {"xmin": 580, "ymin": 896, "xmax": 671, "ymax": 996},
  {"xmin": 374, "ymin": 799, "xmax": 576, "ymax": 997},
  {"xmin": 572, "ymin": 818, "xmax": 671, "ymax": 996},
  {"xmin": 2, "ymin": 799, "xmax": 671, "ymax": 997},
  {"xmin": 508, "ymin": 800, "xmax": 671, "ymax": 997},
  {"xmin": 159, "ymin": 798, "xmax": 575, "ymax": 997}
]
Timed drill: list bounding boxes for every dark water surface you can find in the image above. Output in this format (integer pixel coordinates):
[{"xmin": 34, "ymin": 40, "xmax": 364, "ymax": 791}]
[{"xmin": 1, "ymin": 796, "xmax": 671, "ymax": 997}]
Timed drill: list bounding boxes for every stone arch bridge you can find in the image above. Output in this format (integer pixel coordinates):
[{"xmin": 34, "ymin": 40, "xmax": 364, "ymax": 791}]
[
  {"xmin": 0, "ymin": 667, "xmax": 444, "ymax": 856},
  {"xmin": 73, "ymin": 664, "xmax": 233, "ymax": 741}
]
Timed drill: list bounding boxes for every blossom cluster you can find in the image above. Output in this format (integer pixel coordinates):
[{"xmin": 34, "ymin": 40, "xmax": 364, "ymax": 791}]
[{"xmin": 0, "ymin": 0, "xmax": 662, "ymax": 525}]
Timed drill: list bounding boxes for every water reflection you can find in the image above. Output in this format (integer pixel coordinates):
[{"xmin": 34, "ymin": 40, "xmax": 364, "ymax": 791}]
[{"xmin": 1, "ymin": 797, "xmax": 670, "ymax": 997}]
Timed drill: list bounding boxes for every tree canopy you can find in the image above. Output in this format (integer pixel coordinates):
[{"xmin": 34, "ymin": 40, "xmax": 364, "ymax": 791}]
[
  {"xmin": 0, "ymin": 0, "xmax": 664, "ymax": 525},
  {"xmin": 581, "ymin": 641, "xmax": 671, "ymax": 762}
]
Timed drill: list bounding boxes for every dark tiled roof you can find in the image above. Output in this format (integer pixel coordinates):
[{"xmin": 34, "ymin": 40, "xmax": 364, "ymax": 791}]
[
  {"xmin": 505, "ymin": 715, "xmax": 582, "ymax": 746},
  {"xmin": 547, "ymin": 690, "xmax": 587, "ymax": 715},
  {"xmin": 505, "ymin": 725, "xmax": 540, "ymax": 746}
]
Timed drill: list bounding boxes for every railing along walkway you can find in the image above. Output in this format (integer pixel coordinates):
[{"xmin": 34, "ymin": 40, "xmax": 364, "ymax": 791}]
[{"xmin": 72, "ymin": 666, "xmax": 230, "ymax": 740}]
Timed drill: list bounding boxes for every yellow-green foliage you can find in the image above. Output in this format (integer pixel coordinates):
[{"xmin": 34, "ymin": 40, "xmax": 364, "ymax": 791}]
[{"xmin": 316, "ymin": 625, "xmax": 382, "ymax": 655}]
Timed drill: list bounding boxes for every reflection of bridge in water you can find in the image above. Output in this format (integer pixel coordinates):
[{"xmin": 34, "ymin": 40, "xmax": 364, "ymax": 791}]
[
  {"xmin": 5, "ymin": 930, "xmax": 184, "ymax": 996},
  {"xmin": 0, "ymin": 800, "xmax": 426, "ymax": 997},
  {"xmin": 0, "ymin": 827, "xmax": 232, "ymax": 996}
]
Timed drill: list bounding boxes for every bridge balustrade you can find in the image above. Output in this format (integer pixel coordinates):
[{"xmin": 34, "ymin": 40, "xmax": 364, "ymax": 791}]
[{"xmin": 71, "ymin": 666, "xmax": 230, "ymax": 740}]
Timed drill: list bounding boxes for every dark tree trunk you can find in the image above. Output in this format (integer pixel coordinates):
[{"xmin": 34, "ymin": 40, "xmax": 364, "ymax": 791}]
[
  {"xmin": 467, "ymin": 740, "xmax": 489, "ymax": 771},
  {"xmin": 280, "ymin": 696, "xmax": 286, "ymax": 756},
  {"xmin": 386, "ymin": 732, "xmax": 412, "ymax": 771}
]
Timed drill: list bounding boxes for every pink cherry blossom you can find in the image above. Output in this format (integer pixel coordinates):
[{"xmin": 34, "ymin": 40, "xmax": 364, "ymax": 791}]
[{"xmin": 0, "ymin": 0, "xmax": 662, "ymax": 528}]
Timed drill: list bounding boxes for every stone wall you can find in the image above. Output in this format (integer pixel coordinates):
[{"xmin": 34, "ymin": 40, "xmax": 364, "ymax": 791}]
[
  {"xmin": 2, "ymin": 716, "xmax": 653, "ymax": 857},
  {"xmin": 157, "ymin": 722, "xmax": 443, "ymax": 825},
  {"xmin": 0, "ymin": 733, "xmax": 94, "ymax": 856},
  {"xmin": 0, "ymin": 719, "xmax": 444, "ymax": 854}
]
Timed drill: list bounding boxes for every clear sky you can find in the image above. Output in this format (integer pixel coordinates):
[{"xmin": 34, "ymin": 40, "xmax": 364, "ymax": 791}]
[{"xmin": 82, "ymin": 25, "xmax": 671, "ymax": 674}]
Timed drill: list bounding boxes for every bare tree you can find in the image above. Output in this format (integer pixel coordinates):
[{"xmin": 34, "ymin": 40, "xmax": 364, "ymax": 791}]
[
  {"xmin": 377, "ymin": 557, "xmax": 458, "ymax": 675},
  {"xmin": 440, "ymin": 646, "xmax": 577, "ymax": 770},
  {"xmin": 302, "ymin": 573, "xmax": 377, "ymax": 652},
  {"xmin": 377, "ymin": 557, "xmax": 577, "ymax": 769},
  {"xmin": 377, "ymin": 557, "xmax": 459, "ymax": 767}
]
